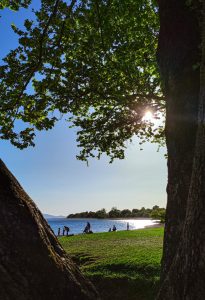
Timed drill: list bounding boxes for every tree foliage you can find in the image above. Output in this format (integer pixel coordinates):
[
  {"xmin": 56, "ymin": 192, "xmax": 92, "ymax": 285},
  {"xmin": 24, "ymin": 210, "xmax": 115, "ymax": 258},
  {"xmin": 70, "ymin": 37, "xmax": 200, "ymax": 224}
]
[
  {"xmin": 0, "ymin": 0, "xmax": 31, "ymax": 10},
  {"xmin": 0, "ymin": 0, "xmax": 164, "ymax": 161},
  {"xmin": 67, "ymin": 205, "xmax": 165, "ymax": 220}
]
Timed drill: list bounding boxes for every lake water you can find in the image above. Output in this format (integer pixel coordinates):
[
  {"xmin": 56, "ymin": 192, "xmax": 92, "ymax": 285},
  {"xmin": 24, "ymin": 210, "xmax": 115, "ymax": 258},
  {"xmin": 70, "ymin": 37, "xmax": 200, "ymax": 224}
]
[{"xmin": 46, "ymin": 218, "xmax": 158, "ymax": 236}]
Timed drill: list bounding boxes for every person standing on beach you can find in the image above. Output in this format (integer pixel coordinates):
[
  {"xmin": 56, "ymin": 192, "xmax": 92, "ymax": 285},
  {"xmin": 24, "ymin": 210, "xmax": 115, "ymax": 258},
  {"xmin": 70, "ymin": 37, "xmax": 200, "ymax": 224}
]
[
  {"xmin": 58, "ymin": 228, "xmax": 61, "ymax": 236},
  {"xmin": 64, "ymin": 226, "xmax": 70, "ymax": 236},
  {"xmin": 127, "ymin": 222, "xmax": 129, "ymax": 231}
]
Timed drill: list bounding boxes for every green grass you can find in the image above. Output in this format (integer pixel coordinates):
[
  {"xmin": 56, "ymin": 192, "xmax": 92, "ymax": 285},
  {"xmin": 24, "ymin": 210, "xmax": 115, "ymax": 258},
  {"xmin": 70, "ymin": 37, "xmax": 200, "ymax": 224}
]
[{"xmin": 59, "ymin": 227, "xmax": 163, "ymax": 300}]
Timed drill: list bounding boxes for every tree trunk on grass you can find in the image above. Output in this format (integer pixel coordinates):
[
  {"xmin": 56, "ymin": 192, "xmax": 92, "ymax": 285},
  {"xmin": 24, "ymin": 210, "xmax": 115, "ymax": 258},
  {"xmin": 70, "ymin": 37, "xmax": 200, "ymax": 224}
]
[
  {"xmin": 0, "ymin": 159, "xmax": 99, "ymax": 300},
  {"xmin": 157, "ymin": 0, "xmax": 200, "ymax": 281},
  {"xmin": 157, "ymin": 1, "xmax": 205, "ymax": 299}
]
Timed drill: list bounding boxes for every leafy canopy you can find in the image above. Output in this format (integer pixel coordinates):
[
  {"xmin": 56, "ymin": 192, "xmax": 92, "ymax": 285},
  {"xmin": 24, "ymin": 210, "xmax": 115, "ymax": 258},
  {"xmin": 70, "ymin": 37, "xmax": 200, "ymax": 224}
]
[
  {"xmin": 0, "ymin": 0, "xmax": 163, "ymax": 161},
  {"xmin": 0, "ymin": 0, "xmax": 31, "ymax": 10}
]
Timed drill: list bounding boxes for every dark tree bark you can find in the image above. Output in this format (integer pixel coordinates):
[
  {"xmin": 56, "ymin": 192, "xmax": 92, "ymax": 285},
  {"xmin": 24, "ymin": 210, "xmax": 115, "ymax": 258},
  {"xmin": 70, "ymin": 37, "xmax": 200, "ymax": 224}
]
[
  {"xmin": 157, "ymin": 0, "xmax": 205, "ymax": 299},
  {"xmin": 0, "ymin": 159, "xmax": 99, "ymax": 300},
  {"xmin": 157, "ymin": 0, "xmax": 200, "ymax": 280}
]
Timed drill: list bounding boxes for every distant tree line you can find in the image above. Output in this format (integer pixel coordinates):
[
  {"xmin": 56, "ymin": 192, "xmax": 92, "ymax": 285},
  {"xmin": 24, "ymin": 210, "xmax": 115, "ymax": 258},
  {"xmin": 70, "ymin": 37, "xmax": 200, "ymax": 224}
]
[{"xmin": 67, "ymin": 206, "xmax": 166, "ymax": 223}]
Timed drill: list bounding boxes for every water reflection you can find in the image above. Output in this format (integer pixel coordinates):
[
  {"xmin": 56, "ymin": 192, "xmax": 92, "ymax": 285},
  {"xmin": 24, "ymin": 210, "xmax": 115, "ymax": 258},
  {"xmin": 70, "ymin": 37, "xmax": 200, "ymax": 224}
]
[{"xmin": 47, "ymin": 218, "xmax": 159, "ymax": 236}]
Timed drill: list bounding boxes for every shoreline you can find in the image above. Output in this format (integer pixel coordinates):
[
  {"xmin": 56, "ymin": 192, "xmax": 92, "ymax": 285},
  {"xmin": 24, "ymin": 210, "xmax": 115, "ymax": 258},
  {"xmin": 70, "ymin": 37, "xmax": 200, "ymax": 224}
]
[
  {"xmin": 57, "ymin": 222, "xmax": 164, "ymax": 237},
  {"xmin": 65, "ymin": 217, "xmax": 155, "ymax": 220},
  {"xmin": 144, "ymin": 222, "xmax": 164, "ymax": 229}
]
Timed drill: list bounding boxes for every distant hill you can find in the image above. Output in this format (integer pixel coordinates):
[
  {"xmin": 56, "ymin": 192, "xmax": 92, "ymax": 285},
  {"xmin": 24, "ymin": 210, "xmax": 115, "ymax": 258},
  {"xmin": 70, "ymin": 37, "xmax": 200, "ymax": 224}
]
[{"xmin": 43, "ymin": 214, "xmax": 65, "ymax": 219}]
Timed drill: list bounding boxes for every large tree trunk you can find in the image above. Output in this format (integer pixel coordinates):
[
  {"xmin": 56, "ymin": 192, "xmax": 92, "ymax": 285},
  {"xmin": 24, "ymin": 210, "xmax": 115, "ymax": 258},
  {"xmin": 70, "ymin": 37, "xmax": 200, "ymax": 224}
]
[
  {"xmin": 157, "ymin": 0, "xmax": 200, "ymax": 282},
  {"xmin": 0, "ymin": 159, "xmax": 99, "ymax": 300},
  {"xmin": 157, "ymin": 0, "xmax": 205, "ymax": 299}
]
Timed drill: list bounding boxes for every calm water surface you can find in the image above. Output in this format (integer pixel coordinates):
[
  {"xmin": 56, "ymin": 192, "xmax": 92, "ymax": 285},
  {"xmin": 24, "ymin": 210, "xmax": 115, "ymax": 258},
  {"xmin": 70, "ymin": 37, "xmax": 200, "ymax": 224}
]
[{"xmin": 46, "ymin": 218, "xmax": 158, "ymax": 236}]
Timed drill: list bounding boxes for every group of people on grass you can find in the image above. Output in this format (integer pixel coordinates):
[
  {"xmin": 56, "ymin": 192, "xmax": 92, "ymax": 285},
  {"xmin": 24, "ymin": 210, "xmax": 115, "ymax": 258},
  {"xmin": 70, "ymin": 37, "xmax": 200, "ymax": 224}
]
[
  {"xmin": 57, "ymin": 222, "xmax": 130, "ymax": 236},
  {"xmin": 84, "ymin": 222, "xmax": 130, "ymax": 234},
  {"xmin": 57, "ymin": 222, "xmax": 92, "ymax": 236},
  {"xmin": 108, "ymin": 225, "xmax": 117, "ymax": 232},
  {"xmin": 58, "ymin": 226, "xmax": 70, "ymax": 236}
]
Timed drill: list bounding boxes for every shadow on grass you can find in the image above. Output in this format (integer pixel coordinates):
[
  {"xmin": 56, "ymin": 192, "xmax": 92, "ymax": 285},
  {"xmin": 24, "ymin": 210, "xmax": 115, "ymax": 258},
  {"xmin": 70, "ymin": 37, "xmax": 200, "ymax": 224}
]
[
  {"xmin": 71, "ymin": 253, "xmax": 98, "ymax": 265},
  {"xmin": 89, "ymin": 275, "xmax": 160, "ymax": 300},
  {"xmin": 91, "ymin": 263, "xmax": 160, "ymax": 279},
  {"xmin": 72, "ymin": 253, "xmax": 160, "ymax": 300}
]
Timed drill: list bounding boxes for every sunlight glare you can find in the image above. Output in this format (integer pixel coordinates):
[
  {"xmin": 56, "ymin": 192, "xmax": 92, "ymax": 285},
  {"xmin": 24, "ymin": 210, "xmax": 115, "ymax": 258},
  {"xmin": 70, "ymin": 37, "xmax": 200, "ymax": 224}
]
[{"xmin": 142, "ymin": 111, "xmax": 154, "ymax": 122}]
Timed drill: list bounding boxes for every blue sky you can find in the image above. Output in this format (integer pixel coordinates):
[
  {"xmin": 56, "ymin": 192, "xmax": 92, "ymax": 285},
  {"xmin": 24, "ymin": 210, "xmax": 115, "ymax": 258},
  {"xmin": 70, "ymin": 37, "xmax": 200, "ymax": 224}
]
[{"xmin": 0, "ymin": 2, "xmax": 167, "ymax": 216}]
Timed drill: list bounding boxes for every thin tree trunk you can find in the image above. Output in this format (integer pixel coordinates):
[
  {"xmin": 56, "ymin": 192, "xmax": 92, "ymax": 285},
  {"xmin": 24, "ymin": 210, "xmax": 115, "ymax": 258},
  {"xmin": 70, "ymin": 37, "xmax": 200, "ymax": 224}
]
[
  {"xmin": 0, "ymin": 159, "xmax": 99, "ymax": 300},
  {"xmin": 157, "ymin": 0, "xmax": 200, "ymax": 281}
]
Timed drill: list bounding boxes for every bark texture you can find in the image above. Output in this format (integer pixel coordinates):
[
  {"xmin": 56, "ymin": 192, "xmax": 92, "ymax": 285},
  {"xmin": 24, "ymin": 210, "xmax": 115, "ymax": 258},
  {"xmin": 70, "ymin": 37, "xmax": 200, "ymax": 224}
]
[
  {"xmin": 0, "ymin": 159, "xmax": 99, "ymax": 300},
  {"xmin": 157, "ymin": 1, "xmax": 205, "ymax": 299},
  {"xmin": 157, "ymin": 0, "xmax": 200, "ymax": 280}
]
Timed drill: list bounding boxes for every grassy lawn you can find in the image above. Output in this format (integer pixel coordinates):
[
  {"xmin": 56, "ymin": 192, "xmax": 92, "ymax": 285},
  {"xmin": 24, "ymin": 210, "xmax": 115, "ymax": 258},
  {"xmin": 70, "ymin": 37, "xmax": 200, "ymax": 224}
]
[{"xmin": 59, "ymin": 227, "xmax": 163, "ymax": 300}]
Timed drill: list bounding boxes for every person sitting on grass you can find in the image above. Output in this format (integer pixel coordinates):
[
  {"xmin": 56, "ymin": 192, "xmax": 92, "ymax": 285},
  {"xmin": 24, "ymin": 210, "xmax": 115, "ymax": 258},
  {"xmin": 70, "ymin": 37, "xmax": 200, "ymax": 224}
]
[
  {"xmin": 112, "ymin": 225, "xmax": 117, "ymax": 232},
  {"xmin": 87, "ymin": 222, "xmax": 91, "ymax": 231},
  {"xmin": 83, "ymin": 224, "xmax": 89, "ymax": 233},
  {"xmin": 83, "ymin": 222, "xmax": 92, "ymax": 234}
]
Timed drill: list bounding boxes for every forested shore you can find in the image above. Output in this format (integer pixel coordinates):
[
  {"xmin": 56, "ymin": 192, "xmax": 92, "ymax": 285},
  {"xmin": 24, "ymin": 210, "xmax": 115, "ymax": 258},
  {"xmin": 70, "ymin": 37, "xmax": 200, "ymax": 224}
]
[{"xmin": 67, "ymin": 206, "xmax": 165, "ymax": 223}]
